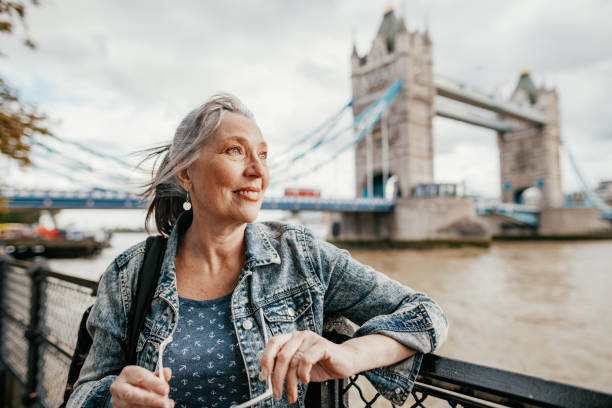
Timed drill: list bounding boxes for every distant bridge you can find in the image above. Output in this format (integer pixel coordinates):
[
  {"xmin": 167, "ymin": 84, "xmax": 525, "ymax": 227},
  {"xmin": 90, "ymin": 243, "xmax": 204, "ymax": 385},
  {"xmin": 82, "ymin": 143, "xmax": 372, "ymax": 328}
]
[
  {"xmin": 0, "ymin": 188, "xmax": 395, "ymax": 213},
  {"xmin": 2, "ymin": 188, "xmax": 559, "ymax": 227}
]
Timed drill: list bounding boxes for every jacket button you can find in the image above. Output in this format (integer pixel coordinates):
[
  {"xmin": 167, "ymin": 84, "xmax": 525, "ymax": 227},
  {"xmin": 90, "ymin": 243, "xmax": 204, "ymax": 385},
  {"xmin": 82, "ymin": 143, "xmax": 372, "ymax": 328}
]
[
  {"xmin": 394, "ymin": 387, "xmax": 402, "ymax": 394},
  {"xmin": 287, "ymin": 308, "xmax": 295, "ymax": 317},
  {"xmin": 242, "ymin": 320, "xmax": 253, "ymax": 330}
]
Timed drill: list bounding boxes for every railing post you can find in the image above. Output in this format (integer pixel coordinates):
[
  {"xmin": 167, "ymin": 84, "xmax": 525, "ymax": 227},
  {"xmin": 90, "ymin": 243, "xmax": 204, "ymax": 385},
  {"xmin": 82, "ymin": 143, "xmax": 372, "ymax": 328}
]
[
  {"xmin": 0, "ymin": 256, "xmax": 6, "ymax": 407},
  {"xmin": 23, "ymin": 258, "xmax": 47, "ymax": 407},
  {"xmin": 0, "ymin": 255, "xmax": 6, "ymax": 345},
  {"xmin": 308, "ymin": 316, "xmax": 352, "ymax": 408}
]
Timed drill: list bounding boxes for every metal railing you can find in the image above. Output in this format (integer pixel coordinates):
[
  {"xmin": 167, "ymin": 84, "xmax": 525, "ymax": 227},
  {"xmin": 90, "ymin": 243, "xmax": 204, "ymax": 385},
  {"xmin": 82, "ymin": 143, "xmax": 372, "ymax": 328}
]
[
  {"xmin": 1, "ymin": 255, "xmax": 611, "ymax": 408},
  {"xmin": 0, "ymin": 256, "xmax": 96, "ymax": 408}
]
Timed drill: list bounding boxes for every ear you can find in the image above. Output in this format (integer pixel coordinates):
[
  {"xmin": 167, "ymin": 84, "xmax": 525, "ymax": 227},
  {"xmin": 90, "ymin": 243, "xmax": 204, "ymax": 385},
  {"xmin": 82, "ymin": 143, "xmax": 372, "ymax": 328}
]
[{"xmin": 177, "ymin": 167, "xmax": 192, "ymax": 192}]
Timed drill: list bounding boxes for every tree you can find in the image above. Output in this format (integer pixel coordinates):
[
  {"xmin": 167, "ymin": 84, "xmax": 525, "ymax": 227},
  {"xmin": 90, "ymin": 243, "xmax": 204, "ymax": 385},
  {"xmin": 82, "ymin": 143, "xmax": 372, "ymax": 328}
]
[{"xmin": 1, "ymin": 0, "xmax": 49, "ymax": 166}]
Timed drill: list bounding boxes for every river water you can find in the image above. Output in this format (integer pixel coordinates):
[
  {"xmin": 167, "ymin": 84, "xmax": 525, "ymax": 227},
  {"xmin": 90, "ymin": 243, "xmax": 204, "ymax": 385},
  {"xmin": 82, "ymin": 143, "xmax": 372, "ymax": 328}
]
[{"xmin": 48, "ymin": 233, "xmax": 612, "ymax": 396}]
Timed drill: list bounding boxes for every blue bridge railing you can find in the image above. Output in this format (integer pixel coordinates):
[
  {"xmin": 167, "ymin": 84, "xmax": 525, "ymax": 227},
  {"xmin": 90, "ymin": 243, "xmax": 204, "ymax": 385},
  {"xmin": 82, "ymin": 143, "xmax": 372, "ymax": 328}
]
[{"xmin": 1, "ymin": 189, "xmax": 395, "ymax": 212}]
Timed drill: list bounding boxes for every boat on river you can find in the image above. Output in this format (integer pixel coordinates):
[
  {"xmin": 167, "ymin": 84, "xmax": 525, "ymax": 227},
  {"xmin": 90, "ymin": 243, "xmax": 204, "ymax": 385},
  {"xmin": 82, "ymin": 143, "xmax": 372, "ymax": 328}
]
[{"xmin": 0, "ymin": 223, "xmax": 111, "ymax": 259}]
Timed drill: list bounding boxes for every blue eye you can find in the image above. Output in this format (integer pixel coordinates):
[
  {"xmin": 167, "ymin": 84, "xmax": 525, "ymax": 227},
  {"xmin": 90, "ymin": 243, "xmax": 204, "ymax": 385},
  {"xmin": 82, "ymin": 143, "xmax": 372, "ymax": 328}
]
[
  {"xmin": 259, "ymin": 152, "xmax": 268, "ymax": 160},
  {"xmin": 226, "ymin": 146, "xmax": 242, "ymax": 155}
]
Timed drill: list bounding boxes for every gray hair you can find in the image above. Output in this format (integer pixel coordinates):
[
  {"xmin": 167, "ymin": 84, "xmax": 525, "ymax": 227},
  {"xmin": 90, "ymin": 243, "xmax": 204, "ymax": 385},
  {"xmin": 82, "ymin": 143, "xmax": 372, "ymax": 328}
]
[{"xmin": 140, "ymin": 93, "xmax": 255, "ymax": 236}]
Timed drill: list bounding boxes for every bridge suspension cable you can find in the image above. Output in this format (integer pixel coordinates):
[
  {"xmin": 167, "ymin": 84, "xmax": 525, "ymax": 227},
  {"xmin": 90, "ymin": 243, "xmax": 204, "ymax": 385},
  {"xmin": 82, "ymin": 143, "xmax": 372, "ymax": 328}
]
[
  {"xmin": 561, "ymin": 140, "xmax": 611, "ymax": 215},
  {"xmin": 267, "ymin": 106, "xmax": 358, "ymax": 172},
  {"xmin": 268, "ymin": 100, "xmax": 353, "ymax": 167},
  {"xmin": 270, "ymin": 79, "xmax": 403, "ymax": 187},
  {"xmin": 25, "ymin": 133, "xmax": 142, "ymax": 191},
  {"xmin": 29, "ymin": 141, "xmax": 136, "ymax": 187},
  {"xmin": 44, "ymin": 133, "xmax": 134, "ymax": 169}
]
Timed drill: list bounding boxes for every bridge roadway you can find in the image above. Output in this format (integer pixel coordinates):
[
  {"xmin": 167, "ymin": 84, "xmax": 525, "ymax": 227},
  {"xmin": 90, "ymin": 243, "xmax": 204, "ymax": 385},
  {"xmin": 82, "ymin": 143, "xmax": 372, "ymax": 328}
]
[
  {"xmin": 434, "ymin": 76, "xmax": 548, "ymax": 126},
  {"xmin": 1, "ymin": 189, "xmax": 395, "ymax": 212},
  {"xmin": 1, "ymin": 189, "xmax": 553, "ymax": 225}
]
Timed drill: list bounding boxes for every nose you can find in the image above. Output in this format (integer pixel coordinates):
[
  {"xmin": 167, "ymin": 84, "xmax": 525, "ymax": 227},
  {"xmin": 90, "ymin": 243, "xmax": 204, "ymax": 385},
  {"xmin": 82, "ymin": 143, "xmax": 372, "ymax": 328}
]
[{"xmin": 245, "ymin": 154, "xmax": 267, "ymax": 180}]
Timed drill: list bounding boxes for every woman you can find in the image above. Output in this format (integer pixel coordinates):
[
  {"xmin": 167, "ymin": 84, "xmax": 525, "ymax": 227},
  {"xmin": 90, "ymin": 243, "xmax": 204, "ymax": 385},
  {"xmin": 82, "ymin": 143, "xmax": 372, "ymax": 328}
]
[{"xmin": 67, "ymin": 94, "xmax": 448, "ymax": 408}]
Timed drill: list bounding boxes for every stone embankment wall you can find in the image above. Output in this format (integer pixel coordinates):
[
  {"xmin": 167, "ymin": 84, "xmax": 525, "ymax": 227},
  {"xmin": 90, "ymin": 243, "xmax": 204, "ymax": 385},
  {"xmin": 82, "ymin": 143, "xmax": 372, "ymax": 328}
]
[
  {"xmin": 538, "ymin": 208, "xmax": 612, "ymax": 236},
  {"xmin": 329, "ymin": 196, "xmax": 489, "ymax": 245}
]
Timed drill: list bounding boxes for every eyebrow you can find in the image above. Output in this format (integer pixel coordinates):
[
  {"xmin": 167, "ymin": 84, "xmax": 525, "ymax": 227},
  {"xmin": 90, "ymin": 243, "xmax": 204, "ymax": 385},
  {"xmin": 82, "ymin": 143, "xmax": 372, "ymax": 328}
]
[{"xmin": 224, "ymin": 135, "xmax": 267, "ymax": 149}]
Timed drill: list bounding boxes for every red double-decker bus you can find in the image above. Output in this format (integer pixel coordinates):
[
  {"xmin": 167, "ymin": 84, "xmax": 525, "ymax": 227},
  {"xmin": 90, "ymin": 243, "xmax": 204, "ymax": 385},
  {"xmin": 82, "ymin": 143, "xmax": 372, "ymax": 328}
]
[{"xmin": 284, "ymin": 188, "xmax": 321, "ymax": 197}]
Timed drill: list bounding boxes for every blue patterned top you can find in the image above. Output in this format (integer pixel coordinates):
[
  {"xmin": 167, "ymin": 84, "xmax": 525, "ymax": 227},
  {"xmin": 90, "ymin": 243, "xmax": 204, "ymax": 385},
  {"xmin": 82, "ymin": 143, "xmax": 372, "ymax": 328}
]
[{"xmin": 165, "ymin": 292, "xmax": 250, "ymax": 408}]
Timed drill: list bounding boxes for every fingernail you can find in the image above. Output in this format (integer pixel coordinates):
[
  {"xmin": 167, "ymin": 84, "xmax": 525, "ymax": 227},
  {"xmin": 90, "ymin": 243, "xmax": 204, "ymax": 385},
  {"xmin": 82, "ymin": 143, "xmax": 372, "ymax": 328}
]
[{"xmin": 258, "ymin": 368, "xmax": 267, "ymax": 381}]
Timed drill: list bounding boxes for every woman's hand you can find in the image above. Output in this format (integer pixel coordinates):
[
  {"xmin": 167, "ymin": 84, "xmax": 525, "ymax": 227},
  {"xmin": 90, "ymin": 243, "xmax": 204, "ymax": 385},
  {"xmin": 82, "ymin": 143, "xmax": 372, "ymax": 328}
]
[
  {"xmin": 259, "ymin": 331, "xmax": 416, "ymax": 404},
  {"xmin": 259, "ymin": 330, "xmax": 356, "ymax": 404},
  {"xmin": 109, "ymin": 365, "xmax": 174, "ymax": 408}
]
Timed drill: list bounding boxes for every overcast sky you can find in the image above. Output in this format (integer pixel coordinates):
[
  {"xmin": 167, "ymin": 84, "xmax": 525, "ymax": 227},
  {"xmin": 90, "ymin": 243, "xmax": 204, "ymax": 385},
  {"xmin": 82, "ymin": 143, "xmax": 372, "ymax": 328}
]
[{"xmin": 2, "ymin": 0, "xmax": 611, "ymax": 227}]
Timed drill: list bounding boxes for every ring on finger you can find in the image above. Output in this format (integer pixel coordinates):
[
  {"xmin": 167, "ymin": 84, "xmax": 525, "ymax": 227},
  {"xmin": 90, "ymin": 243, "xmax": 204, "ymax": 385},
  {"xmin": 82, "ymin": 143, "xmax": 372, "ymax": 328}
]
[{"xmin": 290, "ymin": 351, "xmax": 304, "ymax": 368}]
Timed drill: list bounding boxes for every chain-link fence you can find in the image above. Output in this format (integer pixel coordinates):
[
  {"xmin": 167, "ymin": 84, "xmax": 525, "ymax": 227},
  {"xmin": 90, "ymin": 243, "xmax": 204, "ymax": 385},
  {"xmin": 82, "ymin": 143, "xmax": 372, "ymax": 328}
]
[
  {"xmin": 1, "ymin": 255, "xmax": 612, "ymax": 408},
  {"xmin": 0, "ymin": 256, "xmax": 96, "ymax": 408}
]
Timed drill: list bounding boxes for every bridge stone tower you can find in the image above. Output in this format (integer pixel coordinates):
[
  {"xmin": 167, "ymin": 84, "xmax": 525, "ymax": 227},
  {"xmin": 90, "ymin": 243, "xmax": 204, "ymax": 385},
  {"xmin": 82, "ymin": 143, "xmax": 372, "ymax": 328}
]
[
  {"xmin": 498, "ymin": 71, "xmax": 563, "ymax": 208},
  {"xmin": 351, "ymin": 7, "xmax": 434, "ymax": 198}
]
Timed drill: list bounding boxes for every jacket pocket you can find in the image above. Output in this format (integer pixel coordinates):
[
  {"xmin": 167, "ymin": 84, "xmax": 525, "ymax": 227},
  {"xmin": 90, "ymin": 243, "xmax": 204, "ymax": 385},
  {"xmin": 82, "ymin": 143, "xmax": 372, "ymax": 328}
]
[{"xmin": 261, "ymin": 289, "xmax": 316, "ymax": 336}]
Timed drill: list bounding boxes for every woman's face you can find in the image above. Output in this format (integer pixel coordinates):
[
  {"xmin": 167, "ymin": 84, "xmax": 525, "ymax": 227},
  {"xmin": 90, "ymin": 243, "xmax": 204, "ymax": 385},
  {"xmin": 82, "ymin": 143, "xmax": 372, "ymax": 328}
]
[{"xmin": 183, "ymin": 111, "xmax": 269, "ymax": 225}]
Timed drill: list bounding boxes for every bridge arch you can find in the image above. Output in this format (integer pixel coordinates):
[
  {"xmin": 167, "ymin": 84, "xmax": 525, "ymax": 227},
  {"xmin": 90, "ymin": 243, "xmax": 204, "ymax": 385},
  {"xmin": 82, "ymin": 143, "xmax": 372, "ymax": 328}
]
[
  {"xmin": 359, "ymin": 172, "xmax": 399, "ymax": 198},
  {"xmin": 514, "ymin": 186, "xmax": 542, "ymax": 206}
]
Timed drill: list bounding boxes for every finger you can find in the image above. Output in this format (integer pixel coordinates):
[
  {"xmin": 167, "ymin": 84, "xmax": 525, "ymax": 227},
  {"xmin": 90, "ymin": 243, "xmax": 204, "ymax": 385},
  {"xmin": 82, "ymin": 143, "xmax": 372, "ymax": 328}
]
[
  {"xmin": 260, "ymin": 332, "xmax": 292, "ymax": 379},
  {"xmin": 297, "ymin": 342, "xmax": 328, "ymax": 384},
  {"xmin": 132, "ymin": 399, "xmax": 174, "ymax": 408},
  {"xmin": 286, "ymin": 356, "xmax": 301, "ymax": 404},
  {"xmin": 123, "ymin": 365, "xmax": 169, "ymax": 396},
  {"xmin": 271, "ymin": 334, "xmax": 305, "ymax": 399},
  {"xmin": 142, "ymin": 399, "xmax": 175, "ymax": 408},
  {"xmin": 111, "ymin": 381, "xmax": 170, "ymax": 408},
  {"xmin": 156, "ymin": 367, "xmax": 172, "ymax": 383}
]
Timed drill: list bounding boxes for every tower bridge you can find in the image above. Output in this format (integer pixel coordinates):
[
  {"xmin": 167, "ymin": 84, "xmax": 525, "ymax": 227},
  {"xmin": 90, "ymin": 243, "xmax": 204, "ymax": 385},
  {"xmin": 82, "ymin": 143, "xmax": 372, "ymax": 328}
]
[
  {"xmin": 338, "ymin": 7, "xmax": 610, "ymax": 242},
  {"xmin": 2, "ymin": 8, "xmax": 610, "ymax": 242},
  {"xmin": 350, "ymin": 8, "xmax": 561, "ymax": 208}
]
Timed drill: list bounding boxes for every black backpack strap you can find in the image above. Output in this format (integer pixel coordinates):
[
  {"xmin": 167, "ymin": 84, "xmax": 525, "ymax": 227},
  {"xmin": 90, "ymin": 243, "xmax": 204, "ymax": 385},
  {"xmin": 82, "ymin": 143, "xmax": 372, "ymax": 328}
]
[
  {"xmin": 126, "ymin": 235, "xmax": 168, "ymax": 365},
  {"xmin": 61, "ymin": 235, "xmax": 168, "ymax": 408},
  {"xmin": 60, "ymin": 305, "xmax": 94, "ymax": 407}
]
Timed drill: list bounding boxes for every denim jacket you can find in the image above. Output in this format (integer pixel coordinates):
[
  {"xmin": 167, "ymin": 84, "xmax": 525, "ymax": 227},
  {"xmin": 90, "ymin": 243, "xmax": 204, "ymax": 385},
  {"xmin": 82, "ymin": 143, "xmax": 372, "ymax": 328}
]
[{"xmin": 67, "ymin": 211, "xmax": 448, "ymax": 407}]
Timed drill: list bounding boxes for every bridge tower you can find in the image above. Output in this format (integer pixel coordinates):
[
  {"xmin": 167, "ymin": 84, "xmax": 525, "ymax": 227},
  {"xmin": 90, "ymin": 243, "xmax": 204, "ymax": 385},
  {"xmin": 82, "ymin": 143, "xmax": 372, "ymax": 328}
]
[
  {"xmin": 498, "ymin": 71, "xmax": 563, "ymax": 208},
  {"xmin": 351, "ymin": 7, "xmax": 434, "ymax": 198}
]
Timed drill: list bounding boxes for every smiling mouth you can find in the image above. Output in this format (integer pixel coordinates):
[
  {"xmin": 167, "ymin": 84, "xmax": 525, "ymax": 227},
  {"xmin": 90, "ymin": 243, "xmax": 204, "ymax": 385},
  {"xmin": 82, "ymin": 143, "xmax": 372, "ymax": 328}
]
[{"xmin": 233, "ymin": 189, "xmax": 261, "ymax": 202}]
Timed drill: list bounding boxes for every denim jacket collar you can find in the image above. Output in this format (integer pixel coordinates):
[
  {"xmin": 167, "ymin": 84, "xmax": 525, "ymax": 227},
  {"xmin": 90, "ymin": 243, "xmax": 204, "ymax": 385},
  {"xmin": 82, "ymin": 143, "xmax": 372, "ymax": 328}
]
[
  {"xmin": 244, "ymin": 222, "xmax": 281, "ymax": 269},
  {"xmin": 154, "ymin": 210, "xmax": 280, "ymax": 300}
]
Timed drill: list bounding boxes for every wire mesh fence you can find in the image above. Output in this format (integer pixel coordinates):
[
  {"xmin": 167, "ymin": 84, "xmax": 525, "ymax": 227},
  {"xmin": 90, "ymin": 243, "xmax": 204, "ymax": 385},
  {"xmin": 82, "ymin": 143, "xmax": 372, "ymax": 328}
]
[
  {"xmin": 37, "ymin": 342, "xmax": 72, "ymax": 408},
  {"xmin": 3, "ymin": 266, "xmax": 31, "ymax": 326},
  {"xmin": 2, "ymin": 317, "xmax": 29, "ymax": 384},
  {"xmin": 1, "ymin": 255, "xmax": 612, "ymax": 408},
  {"xmin": 39, "ymin": 276, "xmax": 96, "ymax": 355},
  {"xmin": 0, "ymin": 256, "xmax": 97, "ymax": 408}
]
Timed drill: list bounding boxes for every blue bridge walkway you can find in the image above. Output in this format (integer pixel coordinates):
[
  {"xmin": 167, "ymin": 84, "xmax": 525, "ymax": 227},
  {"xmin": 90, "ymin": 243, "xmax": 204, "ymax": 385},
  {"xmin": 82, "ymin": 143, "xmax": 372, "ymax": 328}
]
[{"xmin": 1, "ymin": 188, "xmax": 395, "ymax": 212}]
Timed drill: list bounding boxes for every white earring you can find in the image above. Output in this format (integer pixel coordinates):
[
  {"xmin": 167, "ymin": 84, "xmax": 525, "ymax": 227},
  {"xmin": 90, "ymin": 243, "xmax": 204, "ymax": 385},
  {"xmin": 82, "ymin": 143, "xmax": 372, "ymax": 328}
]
[{"xmin": 183, "ymin": 192, "xmax": 192, "ymax": 211}]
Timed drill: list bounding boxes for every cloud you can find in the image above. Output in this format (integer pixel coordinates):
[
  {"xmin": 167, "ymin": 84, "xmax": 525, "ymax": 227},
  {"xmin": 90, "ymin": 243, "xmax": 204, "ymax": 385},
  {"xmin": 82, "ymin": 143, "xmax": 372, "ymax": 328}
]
[{"xmin": 2, "ymin": 0, "xmax": 610, "ymax": 203}]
